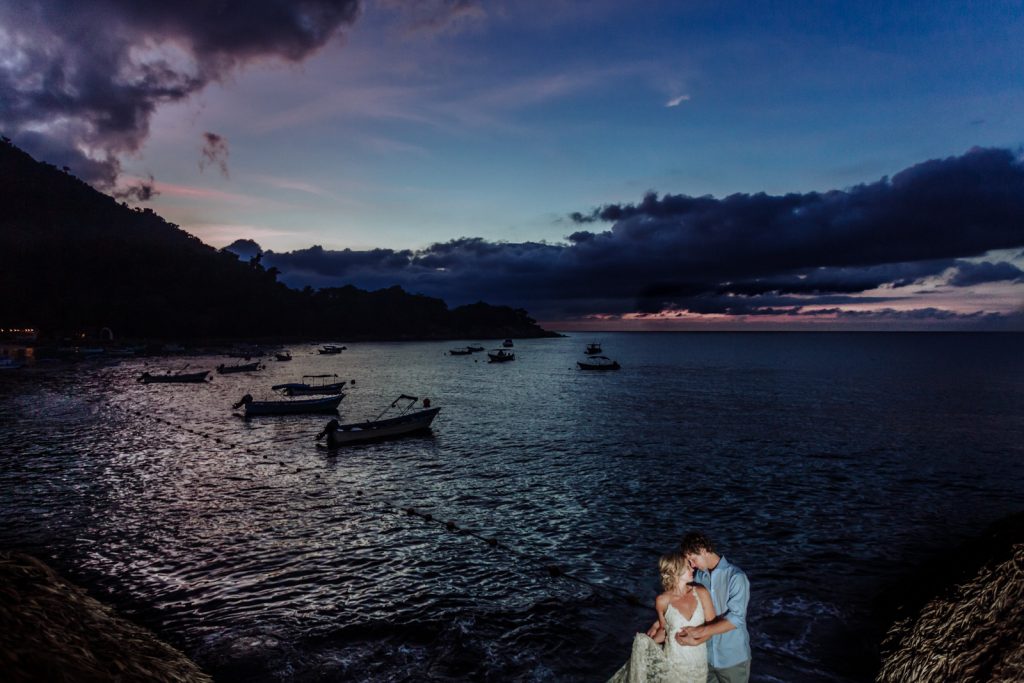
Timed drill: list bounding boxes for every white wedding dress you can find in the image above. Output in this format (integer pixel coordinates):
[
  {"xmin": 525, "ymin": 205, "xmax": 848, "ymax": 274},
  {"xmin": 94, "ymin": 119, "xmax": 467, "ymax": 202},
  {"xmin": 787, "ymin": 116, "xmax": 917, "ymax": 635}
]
[{"xmin": 607, "ymin": 597, "xmax": 708, "ymax": 683}]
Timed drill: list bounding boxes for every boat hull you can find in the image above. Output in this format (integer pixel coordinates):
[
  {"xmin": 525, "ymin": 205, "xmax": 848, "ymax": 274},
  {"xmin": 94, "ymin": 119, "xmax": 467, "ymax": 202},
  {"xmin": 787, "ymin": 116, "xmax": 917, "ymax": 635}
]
[
  {"xmin": 326, "ymin": 407, "xmax": 440, "ymax": 446},
  {"xmin": 281, "ymin": 383, "xmax": 347, "ymax": 396},
  {"xmin": 217, "ymin": 362, "xmax": 262, "ymax": 374},
  {"xmin": 487, "ymin": 352, "xmax": 515, "ymax": 362},
  {"xmin": 577, "ymin": 361, "xmax": 620, "ymax": 370},
  {"xmin": 139, "ymin": 371, "xmax": 209, "ymax": 383},
  {"xmin": 244, "ymin": 395, "xmax": 344, "ymax": 416}
]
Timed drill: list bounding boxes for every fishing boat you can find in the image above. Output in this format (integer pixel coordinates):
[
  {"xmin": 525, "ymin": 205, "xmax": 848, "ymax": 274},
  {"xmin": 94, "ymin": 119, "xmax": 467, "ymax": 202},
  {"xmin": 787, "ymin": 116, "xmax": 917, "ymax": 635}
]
[
  {"xmin": 585, "ymin": 342, "xmax": 603, "ymax": 355},
  {"xmin": 318, "ymin": 344, "xmax": 346, "ymax": 354},
  {"xmin": 577, "ymin": 355, "xmax": 620, "ymax": 371},
  {"xmin": 217, "ymin": 361, "xmax": 263, "ymax": 374},
  {"xmin": 449, "ymin": 347, "xmax": 473, "ymax": 355},
  {"xmin": 272, "ymin": 374, "xmax": 348, "ymax": 396},
  {"xmin": 138, "ymin": 369, "xmax": 210, "ymax": 383},
  {"xmin": 275, "ymin": 351, "xmax": 292, "ymax": 361},
  {"xmin": 502, "ymin": 339, "xmax": 514, "ymax": 348},
  {"xmin": 233, "ymin": 393, "xmax": 343, "ymax": 416},
  {"xmin": 487, "ymin": 349, "xmax": 515, "ymax": 362},
  {"xmin": 316, "ymin": 395, "xmax": 440, "ymax": 446},
  {"xmin": 466, "ymin": 345, "xmax": 485, "ymax": 352}
]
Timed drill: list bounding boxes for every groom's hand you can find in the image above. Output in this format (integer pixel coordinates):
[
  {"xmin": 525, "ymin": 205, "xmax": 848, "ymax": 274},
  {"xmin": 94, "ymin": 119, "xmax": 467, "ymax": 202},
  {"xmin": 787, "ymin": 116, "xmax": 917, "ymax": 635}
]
[
  {"xmin": 675, "ymin": 629, "xmax": 700, "ymax": 646},
  {"xmin": 686, "ymin": 625, "xmax": 708, "ymax": 640}
]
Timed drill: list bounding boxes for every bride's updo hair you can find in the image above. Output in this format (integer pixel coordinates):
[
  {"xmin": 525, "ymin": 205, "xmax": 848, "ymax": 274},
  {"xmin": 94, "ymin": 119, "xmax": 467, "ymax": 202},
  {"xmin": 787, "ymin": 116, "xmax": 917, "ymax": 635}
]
[{"xmin": 659, "ymin": 551, "xmax": 689, "ymax": 591}]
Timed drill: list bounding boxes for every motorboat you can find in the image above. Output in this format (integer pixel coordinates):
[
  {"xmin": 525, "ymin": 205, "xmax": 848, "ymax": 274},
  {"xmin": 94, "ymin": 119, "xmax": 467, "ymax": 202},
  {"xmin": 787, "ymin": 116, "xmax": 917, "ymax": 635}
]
[
  {"xmin": 577, "ymin": 355, "xmax": 620, "ymax": 371},
  {"xmin": 275, "ymin": 351, "xmax": 292, "ymax": 361},
  {"xmin": 317, "ymin": 395, "xmax": 439, "ymax": 446},
  {"xmin": 138, "ymin": 369, "xmax": 210, "ymax": 383},
  {"xmin": 272, "ymin": 374, "xmax": 348, "ymax": 396},
  {"xmin": 217, "ymin": 361, "xmax": 263, "ymax": 374},
  {"xmin": 585, "ymin": 342, "xmax": 603, "ymax": 355},
  {"xmin": 466, "ymin": 345, "xmax": 485, "ymax": 352},
  {"xmin": 233, "ymin": 393, "xmax": 343, "ymax": 416},
  {"xmin": 502, "ymin": 339, "xmax": 514, "ymax": 348},
  {"xmin": 318, "ymin": 344, "xmax": 346, "ymax": 354},
  {"xmin": 449, "ymin": 347, "xmax": 473, "ymax": 355},
  {"xmin": 487, "ymin": 349, "xmax": 515, "ymax": 362}
]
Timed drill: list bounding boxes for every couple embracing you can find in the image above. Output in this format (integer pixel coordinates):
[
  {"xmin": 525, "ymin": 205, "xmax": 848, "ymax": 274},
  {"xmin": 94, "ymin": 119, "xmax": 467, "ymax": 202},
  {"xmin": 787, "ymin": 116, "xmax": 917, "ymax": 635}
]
[{"xmin": 609, "ymin": 532, "xmax": 751, "ymax": 683}]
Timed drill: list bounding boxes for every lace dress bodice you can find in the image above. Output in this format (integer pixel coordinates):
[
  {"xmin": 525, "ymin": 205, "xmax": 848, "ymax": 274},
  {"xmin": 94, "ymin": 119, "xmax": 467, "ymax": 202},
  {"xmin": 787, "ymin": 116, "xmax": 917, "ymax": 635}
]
[
  {"xmin": 607, "ymin": 591, "xmax": 709, "ymax": 682},
  {"xmin": 663, "ymin": 599, "xmax": 708, "ymax": 673}
]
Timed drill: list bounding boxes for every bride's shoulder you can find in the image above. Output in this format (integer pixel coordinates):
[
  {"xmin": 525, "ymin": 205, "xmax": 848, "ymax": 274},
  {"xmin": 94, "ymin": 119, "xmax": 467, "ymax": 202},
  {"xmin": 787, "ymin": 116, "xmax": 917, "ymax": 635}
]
[
  {"xmin": 691, "ymin": 583, "xmax": 710, "ymax": 597},
  {"xmin": 655, "ymin": 592, "xmax": 671, "ymax": 608}
]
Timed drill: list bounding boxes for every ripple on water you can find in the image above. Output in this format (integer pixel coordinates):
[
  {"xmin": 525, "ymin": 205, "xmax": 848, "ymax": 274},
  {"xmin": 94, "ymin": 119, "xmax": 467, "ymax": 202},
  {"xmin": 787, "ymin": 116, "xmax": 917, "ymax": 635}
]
[{"xmin": 1, "ymin": 334, "xmax": 1024, "ymax": 681}]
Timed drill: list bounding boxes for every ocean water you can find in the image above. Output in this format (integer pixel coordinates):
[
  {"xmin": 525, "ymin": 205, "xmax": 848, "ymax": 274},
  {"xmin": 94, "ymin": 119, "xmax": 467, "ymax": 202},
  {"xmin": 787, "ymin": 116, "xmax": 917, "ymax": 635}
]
[{"xmin": 1, "ymin": 332, "xmax": 1023, "ymax": 681}]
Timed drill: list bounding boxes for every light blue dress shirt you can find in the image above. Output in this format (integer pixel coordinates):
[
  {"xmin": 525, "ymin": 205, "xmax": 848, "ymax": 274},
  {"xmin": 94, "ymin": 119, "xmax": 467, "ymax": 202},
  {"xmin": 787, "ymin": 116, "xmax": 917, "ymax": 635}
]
[{"xmin": 695, "ymin": 556, "xmax": 751, "ymax": 669}]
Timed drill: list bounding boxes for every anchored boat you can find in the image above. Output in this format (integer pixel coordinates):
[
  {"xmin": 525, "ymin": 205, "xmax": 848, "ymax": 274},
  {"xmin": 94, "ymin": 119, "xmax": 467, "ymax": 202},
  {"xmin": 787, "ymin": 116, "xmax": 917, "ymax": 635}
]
[
  {"xmin": 272, "ymin": 374, "xmax": 348, "ymax": 396},
  {"xmin": 217, "ymin": 361, "xmax": 263, "ymax": 374},
  {"xmin": 487, "ymin": 349, "xmax": 515, "ymax": 362},
  {"xmin": 318, "ymin": 344, "xmax": 346, "ymax": 354},
  {"xmin": 317, "ymin": 395, "xmax": 440, "ymax": 446},
  {"xmin": 233, "ymin": 393, "xmax": 344, "ymax": 416},
  {"xmin": 138, "ymin": 369, "xmax": 210, "ymax": 383},
  {"xmin": 577, "ymin": 355, "xmax": 620, "ymax": 371}
]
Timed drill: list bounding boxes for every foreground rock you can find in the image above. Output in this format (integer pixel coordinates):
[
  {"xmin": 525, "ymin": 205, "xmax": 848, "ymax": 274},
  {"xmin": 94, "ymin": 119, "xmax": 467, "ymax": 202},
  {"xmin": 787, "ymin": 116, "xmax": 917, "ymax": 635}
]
[
  {"xmin": 876, "ymin": 513, "xmax": 1024, "ymax": 682},
  {"xmin": 0, "ymin": 552, "xmax": 211, "ymax": 682}
]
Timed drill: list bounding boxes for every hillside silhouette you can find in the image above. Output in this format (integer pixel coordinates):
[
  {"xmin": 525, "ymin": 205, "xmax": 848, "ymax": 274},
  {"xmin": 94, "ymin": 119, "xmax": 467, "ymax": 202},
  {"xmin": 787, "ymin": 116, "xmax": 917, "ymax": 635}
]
[{"xmin": 0, "ymin": 139, "xmax": 555, "ymax": 341}]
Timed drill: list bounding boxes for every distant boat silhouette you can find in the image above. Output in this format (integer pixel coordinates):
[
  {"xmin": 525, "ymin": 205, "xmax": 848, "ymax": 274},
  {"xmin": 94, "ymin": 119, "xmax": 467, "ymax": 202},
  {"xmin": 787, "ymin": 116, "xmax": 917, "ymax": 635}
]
[
  {"xmin": 138, "ymin": 369, "xmax": 209, "ymax": 383},
  {"xmin": 577, "ymin": 355, "xmax": 620, "ymax": 371},
  {"xmin": 488, "ymin": 349, "xmax": 515, "ymax": 362},
  {"xmin": 318, "ymin": 344, "xmax": 346, "ymax": 354},
  {"xmin": 217, "ymin": 361, "xmax": 263, "ymax": 374}
]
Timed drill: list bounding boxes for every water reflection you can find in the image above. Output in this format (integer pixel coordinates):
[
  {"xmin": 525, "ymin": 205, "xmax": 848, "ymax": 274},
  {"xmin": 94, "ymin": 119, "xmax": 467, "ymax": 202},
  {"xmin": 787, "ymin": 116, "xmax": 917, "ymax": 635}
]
[{"xmin": 1, "ymin": 334, "xmax": 1023, "ymax": 681}]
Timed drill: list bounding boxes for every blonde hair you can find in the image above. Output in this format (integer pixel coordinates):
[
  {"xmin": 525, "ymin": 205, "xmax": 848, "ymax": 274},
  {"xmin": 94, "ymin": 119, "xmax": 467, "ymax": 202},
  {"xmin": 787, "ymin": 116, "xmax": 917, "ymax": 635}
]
[{"xmin": 659, "ymin": 551, "xmax": 689, "ymax": 591}]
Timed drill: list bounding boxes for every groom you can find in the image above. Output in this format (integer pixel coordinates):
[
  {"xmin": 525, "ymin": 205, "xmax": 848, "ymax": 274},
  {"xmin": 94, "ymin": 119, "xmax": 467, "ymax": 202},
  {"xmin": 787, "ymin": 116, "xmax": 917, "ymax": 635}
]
[
  {"xmin": 677, "ymin": 532, "xmax": 751, "ymax": 682},
  {"xmin": 647, "ymin": 531, "xmax": 751, "ymax": 682}
]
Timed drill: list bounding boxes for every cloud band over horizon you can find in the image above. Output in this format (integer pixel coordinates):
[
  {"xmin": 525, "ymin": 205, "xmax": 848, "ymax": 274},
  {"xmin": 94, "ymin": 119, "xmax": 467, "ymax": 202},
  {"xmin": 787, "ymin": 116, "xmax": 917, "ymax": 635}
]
[{"xmin": 224, "ymin": 147, "xmax": 1024, "ymax": 328}]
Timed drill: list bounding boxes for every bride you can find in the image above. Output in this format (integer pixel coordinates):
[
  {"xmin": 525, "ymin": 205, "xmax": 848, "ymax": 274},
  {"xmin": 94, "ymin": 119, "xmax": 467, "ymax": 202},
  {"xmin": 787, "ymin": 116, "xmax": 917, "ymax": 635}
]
[{"xmin": 608, "ymin": 551, "xmax": 715, "ymax": 682}]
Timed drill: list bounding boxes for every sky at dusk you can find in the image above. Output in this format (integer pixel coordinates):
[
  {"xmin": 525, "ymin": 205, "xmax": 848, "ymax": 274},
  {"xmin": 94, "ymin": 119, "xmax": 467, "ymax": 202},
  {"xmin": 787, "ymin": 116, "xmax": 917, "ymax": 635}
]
[{"xmin": 2, "ymin": 0, "xmax": 1024, "ymax": 329}]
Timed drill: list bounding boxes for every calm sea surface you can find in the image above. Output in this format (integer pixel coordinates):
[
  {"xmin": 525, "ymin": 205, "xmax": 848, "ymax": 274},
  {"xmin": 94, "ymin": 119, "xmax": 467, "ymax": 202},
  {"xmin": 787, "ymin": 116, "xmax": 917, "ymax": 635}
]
[{"xmin": 2, "ymin": 332, "xmax": 1023, "ymax": 682}]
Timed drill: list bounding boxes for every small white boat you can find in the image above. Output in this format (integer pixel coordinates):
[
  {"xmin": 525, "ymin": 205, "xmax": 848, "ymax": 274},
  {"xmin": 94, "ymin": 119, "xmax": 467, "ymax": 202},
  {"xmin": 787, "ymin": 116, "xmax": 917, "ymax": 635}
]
[
  {"xmin": 233, "ymin": 393, "xmax": 343, "ymax": 416},
  {"xmin": 318, "ymin": 344, "xmax": 346, "ymax": 354},
  {"xmin": 317, "ymin": 395, "xmax": 439, "ymax": 446},
  {"xmin": 487, "ymin": 349, "xmax": 515, "ymax": 362},
  {"xmin": 272, "ymin": 374, "xmax": 348, "ymax": 396},
  {"xmin": 577, "ymin": 355, "xmax": 620, "ymax": 371},
  {"xmin": 449, "ymin": 347, "xmax": 473, "ymax": 355}
]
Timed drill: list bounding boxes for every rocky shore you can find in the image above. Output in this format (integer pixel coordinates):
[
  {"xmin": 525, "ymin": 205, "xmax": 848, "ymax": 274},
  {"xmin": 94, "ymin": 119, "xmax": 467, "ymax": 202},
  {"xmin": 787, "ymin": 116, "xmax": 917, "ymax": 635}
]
[
  {"xmin": 876, "ymin": 512, "xmax": 1024, "ymax": 682},
  {"xmin": 0, "ymin": 552, "xmax": 211, "ymax": 683}
]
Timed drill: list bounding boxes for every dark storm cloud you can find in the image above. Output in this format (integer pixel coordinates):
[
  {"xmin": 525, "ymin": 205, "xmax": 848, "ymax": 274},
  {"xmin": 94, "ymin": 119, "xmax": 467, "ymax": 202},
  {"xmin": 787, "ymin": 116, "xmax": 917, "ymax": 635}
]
[
  {"xmin": 0, "ymin": 0, "xmax": 361, "ymax": 188},
  {"xmin": 199, "ymin": 132, "xmax": 230, "ymax": 178},
  {"xmin": 720, "ymin": 260, "xmax": 956, "ymax": 297},
  {"xmin": 243, "ymin": 148, "xmax": 1024, "ymax": 322},
  {"xmin": 947, "ymin": 260, "xmax": 1024, "ymax": 287}
]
